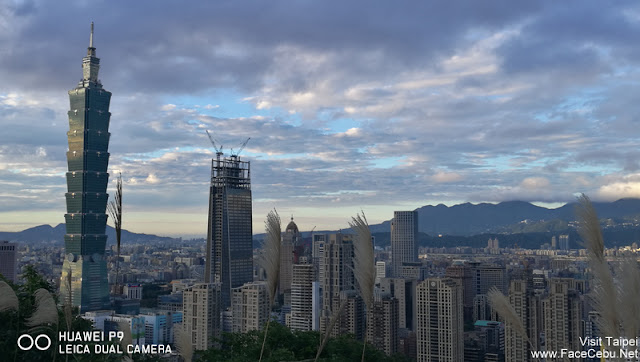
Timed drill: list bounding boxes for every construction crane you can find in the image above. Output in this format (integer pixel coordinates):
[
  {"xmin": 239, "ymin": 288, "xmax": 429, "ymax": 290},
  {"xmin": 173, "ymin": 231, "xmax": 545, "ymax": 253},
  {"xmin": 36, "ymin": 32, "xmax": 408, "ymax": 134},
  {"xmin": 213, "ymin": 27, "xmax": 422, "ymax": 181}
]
[
  {"xmin": 230, "ymin": 137, "xmax": 251, "ymax": 157},
  {"xmin": 205, "ymin": 130, "xmax": 223, "ymax": 160}
]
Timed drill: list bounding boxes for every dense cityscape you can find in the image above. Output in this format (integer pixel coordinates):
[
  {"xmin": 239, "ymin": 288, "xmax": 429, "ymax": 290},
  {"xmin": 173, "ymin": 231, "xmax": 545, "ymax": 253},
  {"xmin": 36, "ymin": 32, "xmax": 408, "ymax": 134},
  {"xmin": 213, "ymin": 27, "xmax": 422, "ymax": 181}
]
[{"xmin": 4, "ymin": 2, "xmax": 640, "ymax": 362}]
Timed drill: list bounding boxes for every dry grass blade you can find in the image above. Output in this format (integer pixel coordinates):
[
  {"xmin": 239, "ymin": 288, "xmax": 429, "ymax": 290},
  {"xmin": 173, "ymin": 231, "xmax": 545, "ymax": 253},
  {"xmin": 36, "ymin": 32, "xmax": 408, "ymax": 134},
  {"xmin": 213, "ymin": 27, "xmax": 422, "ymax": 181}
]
[
  {"xmin": 118, "ymin": 320, "xmax": 133, "ymax": 356},
  {"xmin": 487, "ymin": 287, "xmax": 528, "ymax": 344},
  {"xmin": 575, "ymin": 194, "xmax": 620, "ymax": 340},
  {"xmin": 26, "ymin": 289, "xmax": 58, "ymax": 327},
  {"xmin": 315, "ymin": 299, "xmax": 348, "ymax": 362},
  {"xmin": 349, "ymin": 212, "xmax": 375, "ymax": 310},
  {"xmin": 175, "ymin": 325, "xmax": 193, "ymax": 362},
  {"xmin": 0, "ymin": 281, "xmax": 19, "ymax": 312}
]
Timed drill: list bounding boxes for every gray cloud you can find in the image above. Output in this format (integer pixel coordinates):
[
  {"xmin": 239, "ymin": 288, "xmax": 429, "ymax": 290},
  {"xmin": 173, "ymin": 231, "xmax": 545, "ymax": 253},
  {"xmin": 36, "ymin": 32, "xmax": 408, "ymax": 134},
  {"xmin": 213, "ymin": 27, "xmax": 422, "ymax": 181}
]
[{"xmin": 2, "ymin": 1, "xmax": 640, "ymax": 234}]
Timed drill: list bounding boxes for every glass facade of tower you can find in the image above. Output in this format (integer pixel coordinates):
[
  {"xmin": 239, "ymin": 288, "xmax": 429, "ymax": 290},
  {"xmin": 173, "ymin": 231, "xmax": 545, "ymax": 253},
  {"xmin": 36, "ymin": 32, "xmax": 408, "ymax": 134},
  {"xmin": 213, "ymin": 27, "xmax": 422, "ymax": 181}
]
[
  {"xmin": 205, "ymin": 155, "xmax": 253, "ymax": 309},
  {"xmin": 60, "ymin": 27, "xmax": 111, "ymax": 312}
]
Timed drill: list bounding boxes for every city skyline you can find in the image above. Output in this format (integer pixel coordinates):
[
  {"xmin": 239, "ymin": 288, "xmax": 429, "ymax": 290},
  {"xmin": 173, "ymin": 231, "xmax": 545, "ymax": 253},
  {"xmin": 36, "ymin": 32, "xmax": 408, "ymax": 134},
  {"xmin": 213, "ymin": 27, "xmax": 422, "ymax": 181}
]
[{"xmin": 2, "ymin": 2, "xmax": 640, "ymax": 236}]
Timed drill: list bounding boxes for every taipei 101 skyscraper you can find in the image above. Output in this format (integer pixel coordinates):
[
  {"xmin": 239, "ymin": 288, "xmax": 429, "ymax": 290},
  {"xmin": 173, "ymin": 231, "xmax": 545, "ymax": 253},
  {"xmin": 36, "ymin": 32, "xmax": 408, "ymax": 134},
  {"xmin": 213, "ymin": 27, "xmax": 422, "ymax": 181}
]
[{"xmin": 60, "ymin": 23, "xmax": 111, "ymax": 312}]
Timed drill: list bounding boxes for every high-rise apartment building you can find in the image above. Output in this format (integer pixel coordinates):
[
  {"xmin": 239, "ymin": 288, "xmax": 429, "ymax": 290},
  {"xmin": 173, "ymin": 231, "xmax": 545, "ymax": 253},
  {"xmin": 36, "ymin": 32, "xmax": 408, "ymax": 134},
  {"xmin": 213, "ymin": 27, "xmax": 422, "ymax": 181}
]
[
  {"xmin": 391, "ymin": 211, "xmax": 418, "ymax": 277},
  {"xmin": 318, "ymin": 234, "xmax": 365, "ymax": 339},
  {"xmin": 60, "ymin": 24, "xmax": 111, "ymax": 312},
  {"xmin": 182, "ymin": 283, "xmax": 222, "ymax": 351},
  {"xmin": 367, "ymin": 293, "xmax": 399, "ymax": 356},
  {"xmin": 232, "ymin": 281, "xmax": 269, "ymax": 333},
  {"xmin": 558, "ymin": 234, "xmax": 570, "ymax": 251},
  {"xmin": 416, "ymin": 278, "xmax": 463, "ymax": 362},
  {"xmin": 504, "ymin": 278, "xmax": 540, "ymax": 362},
  {"xmin": 0, "ymin": 241, "xmax": 17, "ymax": 282},
  {"xmin": 542, "ymin": 278, "xmax": 584, "ymax": 361},
  {"xmin": 280, "ymin": 217, "xmax": 301, "ymax": 298},
  {"xmin": 290, "ymin": 263, "xmax": 314, "ymax": 331},
  {"xmin": 205, "ymin": 153, "xmax": 252, "ymax": 309}
]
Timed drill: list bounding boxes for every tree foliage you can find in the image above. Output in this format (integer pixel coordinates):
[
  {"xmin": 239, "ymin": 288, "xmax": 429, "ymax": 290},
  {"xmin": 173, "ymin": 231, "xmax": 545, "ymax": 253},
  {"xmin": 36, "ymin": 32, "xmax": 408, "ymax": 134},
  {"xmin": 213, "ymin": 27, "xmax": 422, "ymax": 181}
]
[{"xmin": 196, "ymin": 322, "xmax": 408, "ymax": 362}]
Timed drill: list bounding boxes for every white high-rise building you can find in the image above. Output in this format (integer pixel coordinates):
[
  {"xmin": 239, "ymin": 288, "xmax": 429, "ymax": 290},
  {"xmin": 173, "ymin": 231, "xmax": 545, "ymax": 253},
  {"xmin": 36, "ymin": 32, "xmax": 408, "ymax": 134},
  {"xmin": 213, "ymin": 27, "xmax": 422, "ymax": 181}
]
[
  {"xmin": 290, "ymin": 263, "xmax": 314, "ymax": 331},
  {"xmin": 416, "ymin": 278, "xmax": 463, "ymax": 362},
  {"xmin": 391, "ymin": 211, "xmax": 418, "ymax": 277},
  {"xmin": 232, "ymin": 281, "xmax": 270, "ymax": 333},
  {"xmin": 183, "ymin": 283, "xmax": 221, "ymax": 351}
]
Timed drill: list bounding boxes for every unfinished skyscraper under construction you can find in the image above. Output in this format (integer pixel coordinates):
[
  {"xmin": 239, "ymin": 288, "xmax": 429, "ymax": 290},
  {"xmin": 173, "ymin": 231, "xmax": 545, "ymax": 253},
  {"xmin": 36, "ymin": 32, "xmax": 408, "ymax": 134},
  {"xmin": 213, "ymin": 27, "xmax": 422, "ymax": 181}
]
[{"xmin": 204, "ymin": 152, "xmax": 253, "ymax": 309}]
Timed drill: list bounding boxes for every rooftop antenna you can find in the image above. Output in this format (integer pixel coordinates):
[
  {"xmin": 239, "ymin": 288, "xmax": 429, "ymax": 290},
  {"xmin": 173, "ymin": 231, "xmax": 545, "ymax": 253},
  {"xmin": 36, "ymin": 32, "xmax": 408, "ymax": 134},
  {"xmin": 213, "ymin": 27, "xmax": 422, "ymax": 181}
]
[{"xmin": 205, "ymin": 130, "xmax": 223, "ymax": 160}]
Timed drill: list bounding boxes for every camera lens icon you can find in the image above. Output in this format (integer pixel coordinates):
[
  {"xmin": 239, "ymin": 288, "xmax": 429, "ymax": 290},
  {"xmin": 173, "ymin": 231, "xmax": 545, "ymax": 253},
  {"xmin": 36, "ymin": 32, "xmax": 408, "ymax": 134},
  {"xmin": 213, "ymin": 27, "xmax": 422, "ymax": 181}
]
[{"xmin": 17, "ymin": 334, "xmax": 51, "ymax": 351}]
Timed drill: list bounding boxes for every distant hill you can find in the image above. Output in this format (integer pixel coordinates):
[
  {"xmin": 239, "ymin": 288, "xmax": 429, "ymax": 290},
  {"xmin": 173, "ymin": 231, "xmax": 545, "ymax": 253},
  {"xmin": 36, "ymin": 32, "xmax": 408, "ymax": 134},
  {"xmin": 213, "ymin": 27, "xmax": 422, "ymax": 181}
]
[
  {"xmin": 0, "ymin": 223, "xmax": 178, "ymax": 244},
  {"xmin": 368, "ymin": 198, "xmax": 640, "ymax": 236}
]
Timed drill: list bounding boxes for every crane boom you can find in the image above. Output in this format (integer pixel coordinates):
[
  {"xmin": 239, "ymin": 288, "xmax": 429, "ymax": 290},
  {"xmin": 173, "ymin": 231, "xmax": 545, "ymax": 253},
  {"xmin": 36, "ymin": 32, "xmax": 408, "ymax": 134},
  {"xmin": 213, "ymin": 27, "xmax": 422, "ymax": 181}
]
[
  {"xmin": 205, "ymin": 130, "xmax": 223, "ymax": 156},
  {"xmin": 236, "ymin": 137, "xmax": 251, "ymax": 157}
]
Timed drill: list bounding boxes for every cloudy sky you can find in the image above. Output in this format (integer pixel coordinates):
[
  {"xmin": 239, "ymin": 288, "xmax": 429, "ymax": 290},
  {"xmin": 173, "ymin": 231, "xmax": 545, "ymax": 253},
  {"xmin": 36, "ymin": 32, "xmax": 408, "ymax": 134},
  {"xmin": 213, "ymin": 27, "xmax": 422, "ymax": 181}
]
[{"xmin": 1, "ymin": 1, "xmax": 640, "ymax": 236}]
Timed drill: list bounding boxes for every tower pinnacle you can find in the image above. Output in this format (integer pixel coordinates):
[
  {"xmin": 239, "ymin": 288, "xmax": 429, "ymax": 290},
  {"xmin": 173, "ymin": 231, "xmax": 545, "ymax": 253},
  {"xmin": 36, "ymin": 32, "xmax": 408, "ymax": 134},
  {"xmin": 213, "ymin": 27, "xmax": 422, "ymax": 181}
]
[{"xmin": 90, "ymin": 22, "xmax": 94, "ymax": 48}]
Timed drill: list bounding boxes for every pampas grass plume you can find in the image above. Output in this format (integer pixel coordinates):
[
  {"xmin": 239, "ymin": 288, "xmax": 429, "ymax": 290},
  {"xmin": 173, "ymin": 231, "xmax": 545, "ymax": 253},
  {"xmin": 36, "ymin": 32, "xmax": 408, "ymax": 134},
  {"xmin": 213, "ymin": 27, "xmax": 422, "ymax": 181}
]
[
  {"xmin": 259, "ymin": 209, "xmax": 281, "ymax": 362},
  {"xmin": 575, "ymin": 194, "xmax": 620, "ymax": 340},
  {"xmin": 487, "ymin": 287, "xmax": 529, "ymax": 344},
  {"xmin": 175, "ymin": 325, "xmax": 193, "ymax": 362},
  {"xmin": 118, "ymin": 320, "xmax": 133, "ymax": 356},
  {"xmin": 0, "ymin": 281, "xmax": 18, "ymax": 312},
  {"xmin": 26, "ymin": 288, "xmax": 58, "ymax": 327},
  {"xmin": 349, "ymin": 212, "xmax": 375, "ymax": 310},
  {"xmin": 261, "ymin": 209, "xmax": 281, "ymax": 305}
]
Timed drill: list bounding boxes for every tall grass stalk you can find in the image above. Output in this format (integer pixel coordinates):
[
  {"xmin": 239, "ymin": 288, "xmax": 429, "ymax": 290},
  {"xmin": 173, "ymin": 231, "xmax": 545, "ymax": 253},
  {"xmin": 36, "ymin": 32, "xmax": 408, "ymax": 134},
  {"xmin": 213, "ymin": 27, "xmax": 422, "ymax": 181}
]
[
  {"xmin": 576, "ymin": 194, "xmax": 620, "ymax": 345},
  {"xmin": 259, "ymin": 209, "xmax": 281, "ymax": 362},
  {"xmin": 175, "ymin": 324, "xmax": 193, "ymax": 362},
  {"xmin": 349, "ymin": 212, "xmax": 374, "ymax": 362}
]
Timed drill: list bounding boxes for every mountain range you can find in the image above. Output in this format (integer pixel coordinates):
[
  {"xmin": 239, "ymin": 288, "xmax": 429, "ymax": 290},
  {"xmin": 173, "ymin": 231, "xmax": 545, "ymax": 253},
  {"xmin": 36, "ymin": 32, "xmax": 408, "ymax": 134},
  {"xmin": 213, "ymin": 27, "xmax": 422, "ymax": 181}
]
[
  {"xmin": 368, "ymin": 198, "xmax": 640, "ymax": 236},
  {"xmin": 0, "ymin": 223, "xmax": 178, "ymax": 244},
  {"xmin": 3, "ymin": 198, "xmax": 640, "ymax": 244}
]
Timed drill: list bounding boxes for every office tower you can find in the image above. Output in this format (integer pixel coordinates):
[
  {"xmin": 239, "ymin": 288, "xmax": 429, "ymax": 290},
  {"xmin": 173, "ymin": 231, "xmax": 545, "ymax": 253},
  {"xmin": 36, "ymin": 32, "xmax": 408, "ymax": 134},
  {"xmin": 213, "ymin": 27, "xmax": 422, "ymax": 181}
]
[
  {"xmin": 399, "ymin": 261, "xmax": 428, "ymax": 281},
  {"xmin": 551, "ymin": 236, "xmax": 557, "ymax": 249},
  {"xmin": 504, "ymin": 278, "xmax": 541, "ymax": 362},
  {"xmin": 123, "ymin": 284, "xmax": 143, "ymax": 299},
  {"xmin": 558, "ymin": 234, "xmax": 569, "ymax": 251},
  {"xmin": 445, "ymin": 262, "xmax": 474, "ymax": 318},
  {"xmin": 542, "ymin": 278, "xmax": 584, "ymax": 361},
  {"xmin": 232, "ymin": 281, "xmax": 269, "ymax": 333},
  {"xmin": 379, "ymin": 277, "xmax": 416, "ymax": 331},
  {"xmin": 391, "ymin": 211, "xmax": 418, "ymax": 277},
  {"xmin": 375, "ymin": 261, "xmax": 387, "ymax": 284},
  {"xmin": 183, "ymin": 283, "xmax": 221, "ymax": 351},
  {"xmin": 205, "ymin": 151, "xmax": 252, "ymax": 309},
  {"xmin": 367, "ymin": 293, "xmax": 399, "ymax": 356},
  {"xmin": 0, "ymin": 241, "xmax": 17, "ymax": 282},
  {"xmin": 319, "ymin": 234, "xmax": 365, "ymax": 339},
  {"xmin": 280, "ymin": 217, "xmax": 301, "ymax": 298},
  {"xmin": 416, "ymin": 278, "xmax": 463, "ymax": 362},
  {"xmin": 60, "ymin": 24, "xmax": 111, "ymax": 312},
  {"xmin": 290, "ymin": 263, "xmax": 314, "ymax": 331},
  {"xmin": 474, "ymin": 263, "xmax": 507, "ymax": 296}
]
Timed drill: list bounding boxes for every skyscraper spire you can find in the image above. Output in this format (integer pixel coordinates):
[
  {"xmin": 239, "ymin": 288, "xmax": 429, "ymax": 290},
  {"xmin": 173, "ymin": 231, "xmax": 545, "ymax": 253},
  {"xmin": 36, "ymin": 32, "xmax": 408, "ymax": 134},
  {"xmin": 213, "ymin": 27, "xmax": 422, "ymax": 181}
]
[
  {"xmin": 90, "ymin": 22, "xmax": 94, "ymax": 48},
  {"xmin": 82, "ymin": 22, "xmax": 100, "ymax": 84},
  {"xmin": 87, "ymin": 22, "xmax": 96, "ymax": 57}
]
